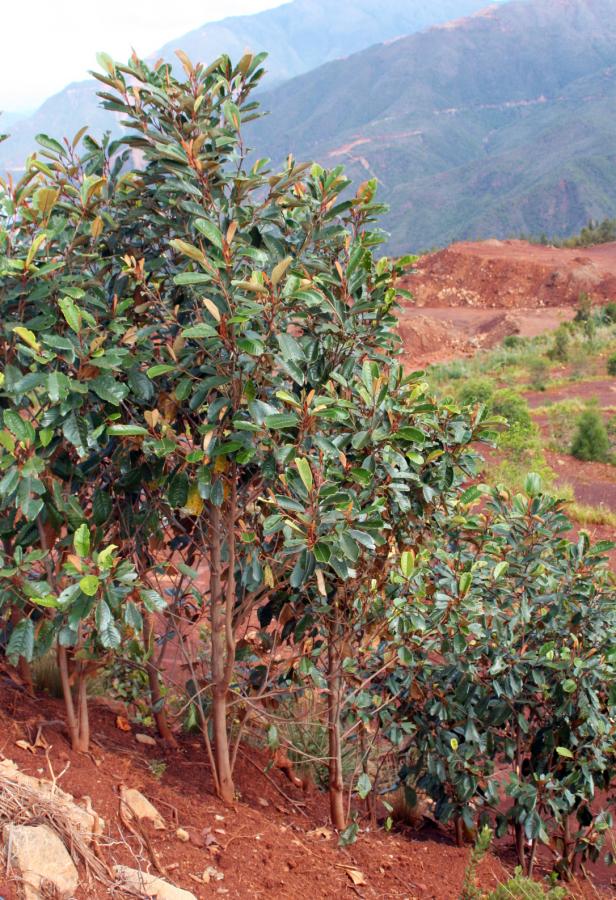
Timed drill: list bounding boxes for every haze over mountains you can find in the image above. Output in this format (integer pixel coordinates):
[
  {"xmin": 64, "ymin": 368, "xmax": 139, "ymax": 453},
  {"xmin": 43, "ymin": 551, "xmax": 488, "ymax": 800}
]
[
  {"xmin": 0, "ymin": 0, "xmax": 492, "ymax": 174},
  {"xmin": 251, "ymin": 0, "xmax": 616, "ymax": 250},
  {"xmin": 3, "ymin": 0, "xmax": 616, "ymax": 251}
]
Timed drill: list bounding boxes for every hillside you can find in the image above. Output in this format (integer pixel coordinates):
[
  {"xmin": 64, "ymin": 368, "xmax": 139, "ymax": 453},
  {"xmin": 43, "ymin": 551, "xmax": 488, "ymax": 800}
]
[
  {"xmin": 0, "ymin": 0, "xmax": 495, "ymax": 174},
  {"xmin": 249, "ymin": 0, "xmax": 616, "ymax": 251}
]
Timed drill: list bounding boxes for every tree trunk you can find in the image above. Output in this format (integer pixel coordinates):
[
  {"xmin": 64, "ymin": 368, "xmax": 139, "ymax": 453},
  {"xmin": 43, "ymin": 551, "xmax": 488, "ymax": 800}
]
[
  {"xmin": 515, "ymin": 822, "xmax": 526, "ymax": 871},
  {"xmin": 208, "ymin": 499, "xmax": 234, "ymax": 804},
  {"xmin": 143, "ymin": 613, "xmax": 177, "ymax": 747},
  {"xmin": 327, "ymin": 620, "xmax": 346, "ymax": 831},
  {"xmin": 57, "ymin": 645, "xmax": 89, "ymax": 752}
]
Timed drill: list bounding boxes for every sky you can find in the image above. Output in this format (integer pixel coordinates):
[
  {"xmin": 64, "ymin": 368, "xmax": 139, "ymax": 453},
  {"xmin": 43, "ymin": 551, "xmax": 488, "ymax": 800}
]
[{"xmin": 1, "ymin": 0, "xmax": 284, "ymax": 114}]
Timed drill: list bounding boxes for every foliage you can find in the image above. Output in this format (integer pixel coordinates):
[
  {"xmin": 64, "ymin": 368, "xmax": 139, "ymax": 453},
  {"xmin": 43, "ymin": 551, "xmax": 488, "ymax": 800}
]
[
  {"xmin": 458, "ymin": 378, "xmax": 495, "ymax": 409},
  {"xmin": 570, "ymin": 408, "xmax": 610, "ymax": 462},
  {"xmin": 487, "ymin": 870, "xmax": 567, "ymax": 899},
  {"xmin": 548, "ymin": 326, "xmax": 570, "ymax": 363},
  {"xmin": 607, "ymin": 353, "xmax": 616, "ymax": 376},
  {"xmin": 382, "ymin": 477, "xmax": 616, "ymax": 878}
]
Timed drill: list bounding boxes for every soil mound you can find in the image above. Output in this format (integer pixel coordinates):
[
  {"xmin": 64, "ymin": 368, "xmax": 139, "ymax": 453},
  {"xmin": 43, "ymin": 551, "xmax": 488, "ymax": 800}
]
[{"xmin": 403, "ymin": 239, "xmax": 616, "ymax": 309}]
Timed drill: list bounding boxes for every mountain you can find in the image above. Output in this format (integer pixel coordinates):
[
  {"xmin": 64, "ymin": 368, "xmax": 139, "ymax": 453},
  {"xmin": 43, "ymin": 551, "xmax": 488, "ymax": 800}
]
[
  {"xmin": 0, "ymin": 0, "xmax": 495, "ymax": 174},
  {"xmin": 248, "ymin": 0, "xmax": 616, "ymax": 252}
]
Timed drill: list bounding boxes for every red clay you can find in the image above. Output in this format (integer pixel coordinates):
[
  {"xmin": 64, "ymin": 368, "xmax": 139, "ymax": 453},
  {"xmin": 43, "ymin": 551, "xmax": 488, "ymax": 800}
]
[{"xmin": 402, "ymin": 239, "xmax": 616, "ymax": 310}]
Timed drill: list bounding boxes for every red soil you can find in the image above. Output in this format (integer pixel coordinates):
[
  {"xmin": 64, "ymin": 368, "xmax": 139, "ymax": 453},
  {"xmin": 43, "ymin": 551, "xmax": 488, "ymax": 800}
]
[
  {"xmin": 0, "ymin": 680, "xmax": 515, "ymax": 900},
  {"xmin": 404, "ymin": 239, "xmax": 616, "ymax": 310}
]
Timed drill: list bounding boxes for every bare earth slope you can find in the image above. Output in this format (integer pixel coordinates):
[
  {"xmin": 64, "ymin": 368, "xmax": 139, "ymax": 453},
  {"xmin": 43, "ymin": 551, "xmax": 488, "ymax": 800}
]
[{"xmin": 405, "ymin": 239, "xmax": 616, "ymax": 309}]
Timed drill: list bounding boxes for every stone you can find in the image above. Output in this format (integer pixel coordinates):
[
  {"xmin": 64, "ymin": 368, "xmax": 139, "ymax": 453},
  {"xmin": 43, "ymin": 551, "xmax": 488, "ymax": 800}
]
[
  {"xmin": 175, "ymin": 827, "xmax": 190, "ymax": 842},
  {"xmin": 114, "ymin": 866, "xmax": 197, "ymax": 900},
  {"xmin": 0, "ymin": 758, "xmax": 103, "ymax": 841},
  {"xmin": 120, "ymin": 785, "xmax": 166, "ymax": 830},
  {"xmin": 4, "ymin": 823, "xmax": 79, "ymax": 900}
]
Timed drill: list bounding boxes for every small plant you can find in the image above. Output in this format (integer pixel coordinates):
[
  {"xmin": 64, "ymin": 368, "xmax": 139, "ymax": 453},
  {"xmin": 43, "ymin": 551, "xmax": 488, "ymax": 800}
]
[
  {"xmin": 460, "ymin": 826, "xmax": 493, "ymax": 900},
  {"xmin": 487, "ymin": 868, "xmax": 567, "ymax": 899},
  {"xmin": 527, "ymin": 356, "xmax": 550, "ymax": 391},
  {"xmin": 574, "ymin": 292, "xmax": 592, "ymax": 322},
  {"xmin": 607, "ymin": 353, "xmax": 616, "ymax": 376},
  {"xmin": 570, "ymin": 407, "xmax": 610, "ymax": 462},
  {"xmin": 548, "ymin": 326, "xmax": 570, "ymax": 362},
  {"xmin": 603, "ymin": 300, "xmax": 616, "ymax": 324},
  {"xmin": 148, "ymin": 759, "xmax": 167, "ymax": 781}
]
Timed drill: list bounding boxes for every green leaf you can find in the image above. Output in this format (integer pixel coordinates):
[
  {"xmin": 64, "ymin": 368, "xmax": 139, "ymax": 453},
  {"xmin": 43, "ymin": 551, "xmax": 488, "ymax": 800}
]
[
  {"xmin": 237, "ymin": 337, "xmax": 265, "ymax": 356},
  {"xmin": 35, "ymin": 133, "xmax": 64, "ymax": 155},
  {"xmin": 140, "ymin": 588, "xmax": 166, "ymax": 613},
  {"xmin": 73, "ymin": 524, "xmax": 90, "ymax": 558},
  {"xmin": 107, "ymin": 424, "xmax": 149, "ymax": 436},
  {"xmin": 181, "ymin": 323, "xmax": 218, "ymax": 339},
  {"xmin": 556, "ymin": 747, "xmax": 574, "ymax": 758},
  {"xmin": 168, "ymin": 472, "xmax": 189, "ymax": 508},
  {"xmin": 58, "ymin": 296, "xmax": 82, "ymax": 333},
  {"xmin": 91, "ymin": 375, "xmax": 129, "ymax": 406},
  {"xmin": 264, "ymin": 413, "xmax": 299, "ymax": 430},
  {"xmin": 6, "ymin": 619, "xmax": 34, "ymax": 663},
  {"xmin": 400, "ymin": 550, "xmax": 415, "ymax": 578},
  {"xmin": 95, "ymin": 599, "xmax": 121, "ymax": 648},
  {"xmin": 147, "ymin": 364, "xmax": 176, "ymax": 378},
  {"xmin": 4, "ymin": 410, "xmax": 35, "ymax": 444},
  {"xmin": 79, "ymin": 575, "xmax": 100, "ymax": 596},
  {"xmin": 356, "ymin": 773, "xmax": 372, "ymax": 800},
  {"xmin": 194, "ymin": 219, "xmax": 223, "ymax": 250},
  {"xmin": 295, "ymin": 458, "xmax": 313, "ymax": 493},
  {"xmin": 394, "ymin": 426, "xmax": 426, "ymax": 444},
  {"xmin": 459, "ymin": 572, "xmax": 472, "ymax": 597},
  {"xmin": 92, "ymin": 490, "xmax": 113, "ymax": 525}
]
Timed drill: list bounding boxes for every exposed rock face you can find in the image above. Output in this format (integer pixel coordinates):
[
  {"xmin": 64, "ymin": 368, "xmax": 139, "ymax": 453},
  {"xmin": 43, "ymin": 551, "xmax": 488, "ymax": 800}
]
[
  {"xmin": 0, "ymin": 758, "xmax": 103, "ymax": 841},
  {"xmin": 114, "ymin": 865, "xmax": 197, "ymax": 900},
  {"xmin": 4, "ymin": 823, "xmax": 79, "ymax": 900}
]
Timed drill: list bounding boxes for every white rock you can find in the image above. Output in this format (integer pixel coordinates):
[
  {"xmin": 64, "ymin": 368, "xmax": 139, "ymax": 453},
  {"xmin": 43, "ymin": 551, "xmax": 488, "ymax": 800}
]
[
  {"xmin": 114, "ymin": 865, "xmax": 197, "ymax": 900},
  {"xmin": 4, "ymin": 823, "xmax": 79, "ymax": 900},
  {"xmin": 120, "ymin": 785, "xmax": 166, "ymax": 830},
  {"xmin": 0, "ymin": 758, "xmax": 103, "ymax": 841}
]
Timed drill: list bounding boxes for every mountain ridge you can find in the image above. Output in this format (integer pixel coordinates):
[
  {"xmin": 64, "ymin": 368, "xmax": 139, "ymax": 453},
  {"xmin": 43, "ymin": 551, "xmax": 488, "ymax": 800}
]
[
  {"xmin": 247, "ymin": 0, "xmax": 616, "ymax": 250},
  {"xmin": 0, "ymin": 0, "xmax": 496, "ymax": 174}
]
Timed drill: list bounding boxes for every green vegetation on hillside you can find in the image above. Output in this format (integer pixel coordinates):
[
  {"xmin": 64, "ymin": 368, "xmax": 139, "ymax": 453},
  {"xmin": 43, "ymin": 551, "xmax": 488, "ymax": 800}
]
[{"xmin": 1, "ymin": 50, "xmax": 614, "ymax": 891}]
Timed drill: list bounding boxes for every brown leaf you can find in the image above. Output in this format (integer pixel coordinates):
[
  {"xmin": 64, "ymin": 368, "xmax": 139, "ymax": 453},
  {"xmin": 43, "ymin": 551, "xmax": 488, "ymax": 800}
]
[
  {"xmin": 15, "ymin": 740, "xmax": 36, "ymax": 754},
  {"xmin": 135, "ymin": 733, "xmax": 157, "ymax": 746},
  {"xmin": 115, "ymin": 715, "xmax": 132, "ymax": 732},
  {"xmin": 347, "ymin": 869, "xmax": 366, "ymax": 886}
]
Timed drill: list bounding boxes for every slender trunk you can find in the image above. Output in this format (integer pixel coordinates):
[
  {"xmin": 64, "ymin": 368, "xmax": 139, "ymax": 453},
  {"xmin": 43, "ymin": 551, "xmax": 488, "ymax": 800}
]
[
  {"xmin": 515, "ymin": 823, "xmax": 526, "ymax": 872},
  {"xmin": 327, "ymin": 618, "xmax": 346, "ymax": 831},
  {"xmin": 143, "ymin": 613, "xmax": 177, "ymax": 747},
  {"xmin": 75, "ymin": 665, "xmax": 90, "ymax": 753},
  {"xmin": 209, "ymin": 499, "xmax": 234, "ymax": 804},
  {"xmin": 57, "ymin": 645, "xmax": 80, "ymax": 751},
  {"xmin": 455, "ymin": 815, "xmax": 464, "ymax": 848},
  {"xmin": 528, "ymin": 839, "xmax": 537, "ymax": 878},
  {"xmin": 514, "ymin": 721, "xmax": 526, "ymax": 870}
]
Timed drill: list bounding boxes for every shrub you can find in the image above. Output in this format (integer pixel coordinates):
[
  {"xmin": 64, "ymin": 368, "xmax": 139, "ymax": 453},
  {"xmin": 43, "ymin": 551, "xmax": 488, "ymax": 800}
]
[
  {"xmin": 607, "ymin": 353, "xmax": 616, "ymax": 376},
  {"xmin": 492, "ymin": 389, "xmax": 532, "ymax": 432},
  {"xmin": 458, "ymin": 378, "xmax": 495, "ymax": 409},
  {"xmin": 570, "ymin": 408, "xmax": 610, "ymax": 462},
  {"xmin": 527, "ymin": 356, "xmax": 550, "ymax": 391},
  {"xmin": 543, "ymin": 399, "xmax": 585, "ymax": 451},
  {"xmin": 548, "ymin": 325, "xmax": 570, "ymax": 362},
  {"xmin": 603, "ymin": 301, "xmax": 616, "ymax": 323}
]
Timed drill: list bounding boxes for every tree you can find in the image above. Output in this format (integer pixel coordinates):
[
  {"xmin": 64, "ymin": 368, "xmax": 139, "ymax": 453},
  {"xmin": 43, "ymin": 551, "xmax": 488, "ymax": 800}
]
[{"xmin": 570, "ymin": 408, "xmax": 609, "ymax": 462}]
